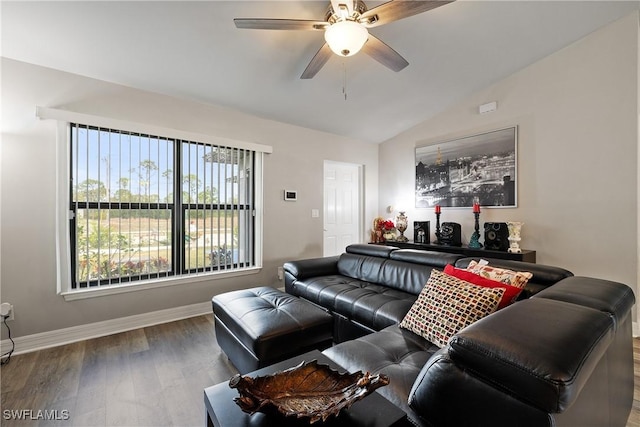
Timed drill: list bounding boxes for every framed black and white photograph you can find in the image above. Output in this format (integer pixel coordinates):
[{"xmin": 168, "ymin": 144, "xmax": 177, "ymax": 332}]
[
  {"xmin": 413, "ymin": 221, "xmax": 430, "ymax": 244},
  {"xmin": 415, "ymin": 127, "xmax": 517, "ymax": 208}
]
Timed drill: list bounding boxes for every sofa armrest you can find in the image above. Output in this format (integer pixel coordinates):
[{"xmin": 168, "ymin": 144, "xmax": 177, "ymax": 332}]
[
  {"xmin": 283, "ymin": 256, "xmax": 340, "ymax": 279},
  {"xmin": 408, "ymin": 296, "xmax": 620, "ymax": 426},
  {"xmin": 534, "ymin": 276, "xmax": 635, "ymax": 329},
  {"xmin": 283, "ymin": 256, "xmax": 340, "ymax": 292},
  {"xmin": 448, "ymin": 298, "xmax": 614, "ymax": 413}
]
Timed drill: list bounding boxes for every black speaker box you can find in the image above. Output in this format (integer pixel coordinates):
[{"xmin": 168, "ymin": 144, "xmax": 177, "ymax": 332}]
[
  {"xmin": 484, "ymin": 222, "xmax": 509, "ymax": 251},
  {"xmin": 439, "ymin": 222, "xmax": 462, "ymax": 246}
]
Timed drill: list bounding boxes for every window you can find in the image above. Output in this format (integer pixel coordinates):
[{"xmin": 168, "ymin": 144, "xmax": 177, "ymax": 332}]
[{"xmin": 69, "ymin": 123, "xmax": 257, "ymax": 289}]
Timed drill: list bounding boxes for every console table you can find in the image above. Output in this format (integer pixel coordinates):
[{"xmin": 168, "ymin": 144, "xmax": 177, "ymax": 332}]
[
  {"xmin": 376, "ymin": 241, "xmax": 536, "ymax": 263},
  {"xmin": 204, "ymin": 350, "xmax": 408, "ymax": 427}
]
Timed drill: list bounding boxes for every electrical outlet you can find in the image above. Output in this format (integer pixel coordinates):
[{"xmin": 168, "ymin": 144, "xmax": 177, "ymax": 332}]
[
  {"xmin": 277, "ymin": 266, "xmax": 284, "ymax": 281},
  {"xmin": 0, "ymin": 303, "xmax": 13, "ymax": 321}
]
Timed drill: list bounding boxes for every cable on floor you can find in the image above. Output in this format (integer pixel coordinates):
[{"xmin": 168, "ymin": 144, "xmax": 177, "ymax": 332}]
[{"xmin": 1, "ymin": 316, "xmax": 15, "ymax": 365}]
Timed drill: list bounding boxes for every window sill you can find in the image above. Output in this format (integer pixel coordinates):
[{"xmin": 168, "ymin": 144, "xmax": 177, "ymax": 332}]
[{"xmin": 60, "ymin": 267, "xmax": 262, "ymax": 301}]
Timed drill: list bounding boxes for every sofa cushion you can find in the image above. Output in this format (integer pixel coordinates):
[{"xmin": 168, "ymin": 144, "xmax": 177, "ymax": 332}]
[
  {"xmin": 378, "ymin": 259, "xmax": 437, "ymax": 295},
  {"xmin": 291, "ymin": 275, "xmax": 417, "ymax": 331},
  {"xmin": 336, "ymin": 246, "xmax": 464, "ymax": 295},
  {"xmin": 337, "ymin": 253, "xmax": 388, "ymax": 286},
  {"xmin": 337, "ymin": 252, "xmax": 455, "ymax": 296},
  {"xmin": 444, "ymin": 264, "xmax": 522, "ymax": 309},
  {"xmin": 323, "ymin": 325, "xmax": 439, "ymax": 427},
  {"xmin": 399, "ymin": 269, "xmax": 503, "ymax": 348}
]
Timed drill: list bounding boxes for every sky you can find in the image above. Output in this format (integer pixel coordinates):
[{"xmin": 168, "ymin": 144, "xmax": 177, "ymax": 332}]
[{"xmin": 71, "ymin": 125, "xmax": 243, "ymax": 203}]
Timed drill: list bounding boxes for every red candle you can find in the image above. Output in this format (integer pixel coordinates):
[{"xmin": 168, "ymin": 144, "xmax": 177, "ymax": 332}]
[
  {"xmin": 473, "ymin": 203, "xmax": 481, "ymax": 213},
  {"xmin": 435, "ymin": 204, "xmax": 441, "ymax": 214}
]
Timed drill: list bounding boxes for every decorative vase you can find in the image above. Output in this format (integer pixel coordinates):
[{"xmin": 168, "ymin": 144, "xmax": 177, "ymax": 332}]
[
  {"xmin": 395, "ymin": 212, "xmax": 408, "ymax": 242},
  {"xmin": 507, "ymin": 221, "xmax": 523, "ymax": 253}
]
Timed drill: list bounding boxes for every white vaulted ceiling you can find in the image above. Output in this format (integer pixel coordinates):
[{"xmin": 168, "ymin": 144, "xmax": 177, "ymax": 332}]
[{"xmin": 2, "ymin": 1, "xmax": 639, "ymax": 143}]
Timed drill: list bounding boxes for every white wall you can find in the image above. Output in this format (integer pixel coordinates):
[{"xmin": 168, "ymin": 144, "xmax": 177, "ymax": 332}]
[
  {"xmin": 2, "ymin": 11, "xmax": 638, "ymax": 341},
  {"xmin": 379, "ymin": 13, "xmax": 639, "ymax": 293},
  {"xmin": 0, "ymin": 58, "xmax": 378, "ymax": 338},
  {"xmin": 637, "ymin": 11, "xmax": 640, "ymax": 330}
]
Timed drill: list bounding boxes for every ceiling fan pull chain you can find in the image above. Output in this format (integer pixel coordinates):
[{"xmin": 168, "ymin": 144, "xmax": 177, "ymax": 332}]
[{"xmin": 342, "ymin": 61, "xmax": 347, "ymax": 101}]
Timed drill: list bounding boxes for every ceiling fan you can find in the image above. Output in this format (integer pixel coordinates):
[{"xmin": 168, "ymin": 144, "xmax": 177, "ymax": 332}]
[{"xmin": 234, "ymin": 0, "xmax": 454, "ymax": 79}]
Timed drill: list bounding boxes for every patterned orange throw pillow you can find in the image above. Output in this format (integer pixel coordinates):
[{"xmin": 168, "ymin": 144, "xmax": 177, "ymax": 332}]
[
  {"xmin": 443, "ymin": 264, "xmax": 522, "ymax": 309},
  {"xmin": 399, "ymin": 269, "xmax": 504, "ymax": 348},
  {"xmin": 465, "ymin": 260, "xmax": 533, "ymax": 289}
]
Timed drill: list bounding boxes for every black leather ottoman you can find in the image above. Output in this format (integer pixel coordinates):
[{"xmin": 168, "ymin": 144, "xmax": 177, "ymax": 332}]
[{"xmin": 212, "ymin": 287, "xmax": 333, "ymax": 374}]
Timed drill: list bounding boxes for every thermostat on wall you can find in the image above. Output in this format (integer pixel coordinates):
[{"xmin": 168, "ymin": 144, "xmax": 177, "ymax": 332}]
[{"xmin": 284, "ymin": 190, "xmax": 297, "ymax": 201}]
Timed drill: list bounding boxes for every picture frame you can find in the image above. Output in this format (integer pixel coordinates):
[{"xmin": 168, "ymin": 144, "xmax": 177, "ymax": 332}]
[
  {"xmin": 415, "ymin": 127, "xmax": 517, "ymax": 208},
  {"xmin": 413, "ymin": 221, "xmax": 430, "ymax": 244}
]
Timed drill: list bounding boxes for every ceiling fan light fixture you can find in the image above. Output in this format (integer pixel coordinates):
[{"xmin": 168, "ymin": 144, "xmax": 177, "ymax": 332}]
[{"xmin": 324, "ymin": 20, "xmax": 369, "ymax": 57}]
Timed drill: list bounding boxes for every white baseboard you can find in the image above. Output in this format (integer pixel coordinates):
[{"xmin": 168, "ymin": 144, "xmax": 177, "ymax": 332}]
[{"xmin": 0, "ymin": 301, "xmax": 211, "ymax": 356}]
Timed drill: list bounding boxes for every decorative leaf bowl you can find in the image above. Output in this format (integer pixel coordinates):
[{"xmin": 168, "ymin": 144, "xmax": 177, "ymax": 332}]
[{"xmin": 229, "ymin": 360, "xmax": 390, "ymax": 424}]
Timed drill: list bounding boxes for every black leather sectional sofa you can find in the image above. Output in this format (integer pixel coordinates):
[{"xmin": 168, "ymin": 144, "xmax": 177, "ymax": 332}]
[{"xmin": 283, "ymin": 244, "xmax": 635, "ymax": 427}]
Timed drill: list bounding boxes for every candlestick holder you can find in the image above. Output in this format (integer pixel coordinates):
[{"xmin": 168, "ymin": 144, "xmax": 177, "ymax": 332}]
[
  {"xmin": 468, "ymin": 212, "xmax": 483, "ymax": 249},
  {"xmin": 434, "ymin": 212, "xmax": 441, "ymax": 244}
]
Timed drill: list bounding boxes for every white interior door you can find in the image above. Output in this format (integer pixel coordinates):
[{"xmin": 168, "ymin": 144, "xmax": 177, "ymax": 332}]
[{"xmin": 323, "ymin": 161, "xmax": 362, "ymax": 257}]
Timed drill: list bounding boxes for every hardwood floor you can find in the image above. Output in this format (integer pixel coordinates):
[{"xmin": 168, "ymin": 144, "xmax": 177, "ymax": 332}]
[
  {"xmin": 0, "ymin": 315, "xmax": 237, "ymax": 426},
  {"xmin": 1, "ymin": 315, "xmax": 639, "ymax": 426}
]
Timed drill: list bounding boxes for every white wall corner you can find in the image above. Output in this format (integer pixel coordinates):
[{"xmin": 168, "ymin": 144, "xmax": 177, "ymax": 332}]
[{"xmin": 0, "ymin": 301, "xmax": 212, "ymax": 356}]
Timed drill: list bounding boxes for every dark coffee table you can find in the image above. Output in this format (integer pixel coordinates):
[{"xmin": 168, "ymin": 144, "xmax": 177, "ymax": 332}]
[{"xmin": 204, "ymin": 350, "xmax": 408, "ymax": 427}]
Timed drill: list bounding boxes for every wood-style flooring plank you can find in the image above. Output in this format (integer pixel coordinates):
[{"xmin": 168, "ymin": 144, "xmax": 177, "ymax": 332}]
[{"xmin": 103, "ymin": 335, "xmax": 139, "ymax": 427}]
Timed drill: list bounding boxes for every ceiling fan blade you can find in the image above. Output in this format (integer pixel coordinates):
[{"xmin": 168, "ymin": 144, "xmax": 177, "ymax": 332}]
[
  {"xmin": 234, "ymin": 18, "xmax": 328, "ymax": 31},
  {"xmin": 359, "ymin": 0, "xmax": 454, "ymax": 28},
  {"xmin": 361, "ymin": 34, "xmax": 409, "ymax": 72},
  {"xmin": 301, "ymin": 43, "xmax": 333, "ymax": 79}
]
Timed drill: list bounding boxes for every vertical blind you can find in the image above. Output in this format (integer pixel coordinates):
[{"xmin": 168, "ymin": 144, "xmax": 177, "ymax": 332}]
[
  {"xmin": 181, "ymin": 142, "xmax": 255, "ymax": 273},
  {"xmin": 70, "ymin": 123, "xmax": 256, "ymax": 289}
]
